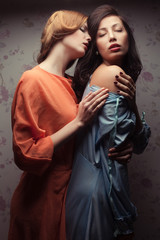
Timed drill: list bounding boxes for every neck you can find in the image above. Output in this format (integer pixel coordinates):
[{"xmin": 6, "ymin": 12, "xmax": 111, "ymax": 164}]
[
  {"xmin": 103, "ymin": 56, "xmax": 124, "ymax": 67},
  {"xmin": 39, "ymin": 42, "xmax": 73, "ymax": 77}
]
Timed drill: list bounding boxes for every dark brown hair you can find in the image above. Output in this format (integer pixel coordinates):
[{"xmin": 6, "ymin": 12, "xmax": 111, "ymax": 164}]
[{"xmin": 73, "ymin": 5, "xmax": 142, "ymax": 101}]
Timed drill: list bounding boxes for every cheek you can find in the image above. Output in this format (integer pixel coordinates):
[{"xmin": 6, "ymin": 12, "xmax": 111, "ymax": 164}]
[
  {"xmin": 96, "ymin": 39, "xmax": 100, "ymax": 50},
  {"xmin": 75, "ymin": 32, "xmax": 83, "ymax": 39},
  {"xmin": 96, "ymin": 39, "xmax": 106, "ymax": 52},
  {"xmin": 67, "ymin": 31, "xmax": 82, "ymax": 43}
]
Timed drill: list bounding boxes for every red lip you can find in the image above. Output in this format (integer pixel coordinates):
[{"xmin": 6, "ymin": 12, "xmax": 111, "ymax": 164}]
[
  {"xmin": 83, "ymin": 42, "xmax": 89, "ymax": 49},
  {"xmin": 109, "ymin": 44, "xmax": 120, "ymax": 49}
]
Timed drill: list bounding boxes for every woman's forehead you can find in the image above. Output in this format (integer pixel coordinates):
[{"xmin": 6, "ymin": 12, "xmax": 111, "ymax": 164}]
[{"xmin": 98, "ymin": 15, "xmax": 123, "ymax": 29}]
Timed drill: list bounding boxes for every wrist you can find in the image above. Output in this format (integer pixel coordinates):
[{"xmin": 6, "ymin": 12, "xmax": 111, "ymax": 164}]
[{"xmin": 73, "ymin": 117, "xmax": 85, "ymax": 130}]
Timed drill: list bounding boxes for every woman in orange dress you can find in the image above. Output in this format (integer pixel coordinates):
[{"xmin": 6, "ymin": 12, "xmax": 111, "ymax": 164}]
[
  {"xmin": 8, "ymin": 9, "xmax": 136, "ymax": 240},
  {"xmin": 8, "ymin": 10, "xmax": 109, "ymax": 240}
]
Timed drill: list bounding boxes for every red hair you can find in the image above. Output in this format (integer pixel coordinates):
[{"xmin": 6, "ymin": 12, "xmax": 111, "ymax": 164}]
[{"xmin": 37, "ymin": 10, "xmax": 87, "ymax": 63}]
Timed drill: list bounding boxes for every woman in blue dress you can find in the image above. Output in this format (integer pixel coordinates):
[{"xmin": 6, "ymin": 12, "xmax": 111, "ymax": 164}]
[{"xmin": 66, "ymin": 5, "xmax": 151, "ymax": 240}]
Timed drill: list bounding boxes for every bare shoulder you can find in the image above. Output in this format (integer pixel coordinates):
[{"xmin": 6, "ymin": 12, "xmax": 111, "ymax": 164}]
[{"xmin": 90, "ymin": 64, "xmax": 125, "ymax": 93}]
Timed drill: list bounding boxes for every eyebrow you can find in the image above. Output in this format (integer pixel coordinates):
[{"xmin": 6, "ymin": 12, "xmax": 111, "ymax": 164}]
[{"xmin": 98, "ymin": 23, "xmax": 122, "ymax": 31}]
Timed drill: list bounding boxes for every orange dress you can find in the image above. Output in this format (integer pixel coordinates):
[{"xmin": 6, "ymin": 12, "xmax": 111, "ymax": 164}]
[{"xmin": 8, "ymin": 66, "xmax": 78, "ymax": 240}]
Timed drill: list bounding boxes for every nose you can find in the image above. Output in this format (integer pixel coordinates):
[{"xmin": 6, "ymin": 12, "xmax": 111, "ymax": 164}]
[
  {"xmin": 108, "ymin": 30, "xmax": 116, "ymax": 42},
  {"xmin": 86, "ymin": 32, "xmax": 91, "ymax": 42}
]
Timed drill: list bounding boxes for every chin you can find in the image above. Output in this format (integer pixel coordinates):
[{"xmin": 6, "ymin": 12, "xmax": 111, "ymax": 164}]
[
  {"xmin": 110, "ymin": 53, "xmax": 125, "ymax": 61},
  {"xmin": 77, "ymin": 51, "xmax": 86, "ymax": 58}
]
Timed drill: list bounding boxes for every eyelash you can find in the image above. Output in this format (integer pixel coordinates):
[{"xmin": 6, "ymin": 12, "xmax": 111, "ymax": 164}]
[
  {"xmin": 98, "ymin": 29, "xmax": 122, "ymax": 37},
  {"xmin": 80, "ymin": 27, "xmax": 86, "ymax": 33},
  {"xmin": 99, "ymin": 34, "xmax": 106, "ymax": 37}
]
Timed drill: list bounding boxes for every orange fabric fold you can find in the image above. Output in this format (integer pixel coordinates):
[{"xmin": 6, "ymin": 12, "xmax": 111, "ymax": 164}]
[{"xmin": 8, "ymin": 66, "xmax": 78, "ymax": 240}]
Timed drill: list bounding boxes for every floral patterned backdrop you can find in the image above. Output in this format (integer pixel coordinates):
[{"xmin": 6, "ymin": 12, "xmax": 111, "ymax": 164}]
[{"xmin": 0, "ymin": 0, "xmax": 159, "ymax": 239}]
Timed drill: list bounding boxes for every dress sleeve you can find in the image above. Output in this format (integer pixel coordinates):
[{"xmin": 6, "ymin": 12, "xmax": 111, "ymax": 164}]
[
  {"xmin": 132, "ymin": 112, "xmax": 151, "ymax": 154},
  {"xmin": 96, "ymin": 95, "xmax": 136, "ymax": 149},
  {"xmin": 12, "ymin": 72, "xmax": 54, "ymax": 175}
]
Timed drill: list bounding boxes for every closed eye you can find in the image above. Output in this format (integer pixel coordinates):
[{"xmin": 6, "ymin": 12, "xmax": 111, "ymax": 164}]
[
  {"xmin": 97, "ymin": 32, "xmax": 106, "ymax": 37},
  {"xmin": 80, "ymin": 27, "xmax": 85, "ymax": 32},
  {"xmin": 115, "ymin": 29, "xmax": 122, "ymax": 32},
  {"xmin": 99, "ymin": 34, "xmax": 106, "ymax": 37},
  {"xmin": 79, "ymin": 26, "xmax": 88, "ymax": 33}
]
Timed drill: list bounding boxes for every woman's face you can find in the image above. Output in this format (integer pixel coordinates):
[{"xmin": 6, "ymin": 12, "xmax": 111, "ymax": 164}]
[
  {"xmin": 96, "ymin": 15, "xmax": 129, "ymax": 66},
  {"xmin": 62, "ymin": 23, "xmax": 91, "ymax": 59}
]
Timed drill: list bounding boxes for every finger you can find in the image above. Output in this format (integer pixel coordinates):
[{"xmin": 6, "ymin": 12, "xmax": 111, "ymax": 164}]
[
  {"xmin": 89, "ymin": 92, "xmax": 109, "ymax": 109},
  {"xmin": 94, "ymin": 89, "xmax": 109, "ymax": 102},
  {"xmin": 92, "ymin": 99, "xmax": 107, "ymax": 113},
  {"xmin": 109, "ymin": 154, "xmax": 132, "ymax": 164},
  {"xmin": 108, "ymin": 141, "xmax": 133, "ymax": 164},
  {"xmin": 116, "ymin": 78, "xmax": 135, "ymax": 93},
  {"xmin": 117, "ymin": 86, "xmax": 135, "ymax": 100},
  {"xmin": 115, "ymin": 154, "xmax": 132, "ymax": 164},
  {"xmin": 108, "ymin": 149, "xmax": 132, "ymax": 158},
  {"xmin": 115, "ymin": 74, "xmax": 134, "ymax": 88},
  {"xmin": 109, "ymin": 149, "xmax": 132, "ymax": 157},
  {"xmin": 86, "ymin": 95, "xmax": 108, "ymax": 114},
  {"xmin": 83, "ymin": 88, "xmax": 109, "ymax": 102},
  {"xmin": 114, "ymin": 74, "xmax": 136, "ymax": 99},
  {"xmin": 117, "ymin": 90, "xmax": 133, "ymax": 100},
  {"xmin": 108, "ymin": 147, "xmax": 117, "ymax": 153},
  {"xmin": 82, "ymin": 93, "xmax": 108, "ymax": 110},
  {"xmin": 119, "ymin": 72, "xmax": 135, "ymax": 85},
  {"xmin": 116, "ymin": 84, "xmax": 133, "ymax": 96},
  {"xmin": 83, "ymin": 90, "xmax": 109, "ymax": 111},
  {"xmin": 109, "ymin": 142, "xmax": 133, "ymax": 153},
  {"xmin": 108, "ymin": 147, "xmax": 133, "ymax": 160},
  {"xmin": 116, "ymin": 78, "xmax": 135, "ymax": 97}
]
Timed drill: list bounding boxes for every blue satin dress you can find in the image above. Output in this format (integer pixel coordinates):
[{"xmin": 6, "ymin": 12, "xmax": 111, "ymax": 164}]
[{"xmin": 66, "ymin": 84, "xmax": 150, "ymax": 240}]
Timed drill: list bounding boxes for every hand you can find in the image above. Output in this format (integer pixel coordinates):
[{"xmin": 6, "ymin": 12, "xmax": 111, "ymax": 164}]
[
  {"xmin": 114, "ymin": 72, "xmax": 136, "ymax": 102},
  {"xmin": 76, "ymin": 88, "xmax": 109, "ymax": 127},
  {"xmin": 108, "ymin": 141, "xmax": 133, "ymax": 164}
]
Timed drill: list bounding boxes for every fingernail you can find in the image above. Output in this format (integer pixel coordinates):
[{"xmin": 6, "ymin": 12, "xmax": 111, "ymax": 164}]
[
  {"xmin": 114, "ymin": 81, "xmax": 118, "ymax": 85},
  {"xmin": 115, "ymin": 75, "xmax": 119, "ymax": 79}
]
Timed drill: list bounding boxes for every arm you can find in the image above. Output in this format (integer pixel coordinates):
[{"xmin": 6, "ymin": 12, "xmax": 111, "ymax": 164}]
[
  {"xmin": 12, "ymin": 72, "xmax": 108, "ymax": 175},
  {"xmin": 90, "ymin": 65, "xmax": 150, "ymax": 162},
  {"xmin": 90, "ymin": 65, "xmax": 133, "ymax": 162},
  {"xmin": 114, "ymin": 72, "xmax": 143, "ymax": 132},
  {"xmin": 50, "ymin": 88, "xmax": 109, "ymax": 149},
  {"xmin": 114, "ymin": 72, "xmax": 151, "ymax": 153},
  {"xmin": 90, "ymin": 64, "xmax": 122, "ymax": 92},
  {"xmin": 109, "ymin": 116, "xmax": 151, "ymax": 161},
  {"xmin": 12, "ymin": 78, "xmax": 54, "ymax": 175}
]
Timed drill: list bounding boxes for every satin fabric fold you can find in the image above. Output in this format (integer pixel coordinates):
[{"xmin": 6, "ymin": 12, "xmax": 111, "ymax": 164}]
[{"xmin": 66, "ymin": 85, "xmax": 139, "ymax": 240}]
